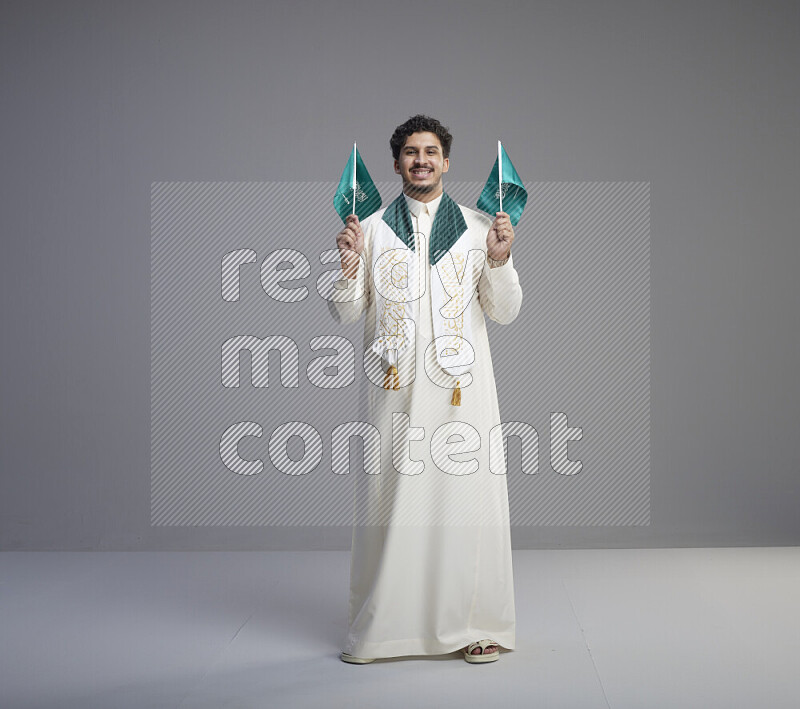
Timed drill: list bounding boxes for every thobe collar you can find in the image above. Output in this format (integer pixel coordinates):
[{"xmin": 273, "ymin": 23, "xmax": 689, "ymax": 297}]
[
  {"xmin": 381, "ymin": 190, "xmax": 468, "ymax": 265},
  {"xmin": 404, "ymin": 192, "xmax": 443, "ymax": 221}
]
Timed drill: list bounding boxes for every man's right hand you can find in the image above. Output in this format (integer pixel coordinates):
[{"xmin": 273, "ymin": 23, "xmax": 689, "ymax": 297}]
[{"xmin": 336, "ymin": 214, "xmax": 364, "ymax": 279}]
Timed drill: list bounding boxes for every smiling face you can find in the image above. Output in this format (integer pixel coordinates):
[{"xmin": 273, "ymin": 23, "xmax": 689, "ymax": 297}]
[{"xmin": 394, "ymin": 131, "xmax": 450, "ymax": 202}]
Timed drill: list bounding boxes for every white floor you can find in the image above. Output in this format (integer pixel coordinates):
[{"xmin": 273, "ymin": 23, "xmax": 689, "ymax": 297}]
[{"xmin": 1, "ymin": 547, "xmax": 798, "ymax": 708}]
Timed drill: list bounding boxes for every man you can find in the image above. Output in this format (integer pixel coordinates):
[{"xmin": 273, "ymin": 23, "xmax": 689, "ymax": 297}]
[{"xmin": 328, "ymin": 115, "xmax": 522, "ymax": 664}]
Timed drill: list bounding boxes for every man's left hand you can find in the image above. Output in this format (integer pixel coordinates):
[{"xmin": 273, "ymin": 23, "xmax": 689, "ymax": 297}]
[{"xmin": 487, "ymin": 212, "xmax": 514, "ymax": 261}]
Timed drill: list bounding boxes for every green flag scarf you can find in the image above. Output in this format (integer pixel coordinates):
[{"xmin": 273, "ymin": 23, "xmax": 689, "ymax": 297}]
[
  {"xmin": 333, "ymin": 144, "xmax": 382, "ymax": 222},
  {"xmin": 477, "ymin": 142, "xmax": 527, "ymax": 226},
  {"xmin": 381, "ymin": 192, "xmax": 468, "ymax": 266}
]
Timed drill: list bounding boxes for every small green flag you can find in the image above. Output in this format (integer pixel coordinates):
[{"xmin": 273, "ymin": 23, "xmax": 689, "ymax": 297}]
[
  {"xmin": 333, "ymin": 143, "xmax": 382, "ymax": 223},
  {"xmin": 477, "ymin": 141, "xmax": 527, "ymax": 226}
]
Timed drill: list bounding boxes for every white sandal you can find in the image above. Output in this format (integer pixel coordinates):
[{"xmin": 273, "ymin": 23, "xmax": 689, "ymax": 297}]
[
  {"xmin": 340, "ymin": 651, "xmax": 375, "ymax": 664},
  {"xmin": 462, "ymin": 639, "xmax": 500, "ymax": 664}
]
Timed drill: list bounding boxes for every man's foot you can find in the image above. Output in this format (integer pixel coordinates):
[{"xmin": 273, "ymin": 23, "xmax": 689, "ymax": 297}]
[
  {"xmin": 462, "ymin": 639, "xmax": 500, "ymax": 663},
  {"xmin": 469, "ymin": 642, "xmax": 498, "ymax": 655}
]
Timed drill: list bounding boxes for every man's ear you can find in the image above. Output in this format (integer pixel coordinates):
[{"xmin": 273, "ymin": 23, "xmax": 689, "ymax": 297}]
[
  {"xmin": 442, "ymin": 157, "xmax": 450, "ymax": 173},
  {"xmin": 393, "ymin": 160, "xmax": 400, "ymax": 174}
]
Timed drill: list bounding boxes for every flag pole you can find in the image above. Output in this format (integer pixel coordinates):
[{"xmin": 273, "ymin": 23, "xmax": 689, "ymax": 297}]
[
  {"xmin": 498, "ymin": 140, "xmax": 503, "ymax": 213},
  {"xmin": 352, "ymin": 142, "xmax": 357, "ymax": 216}
]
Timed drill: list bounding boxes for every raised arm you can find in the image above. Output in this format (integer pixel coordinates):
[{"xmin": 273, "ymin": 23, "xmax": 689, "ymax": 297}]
[
  {"xmin": 478, "ymin": 211, "xmax": 522, "ymax": 324},
  {"xmin": 327, "ymin": 214, "xmax": 370, "ymax": 325}
]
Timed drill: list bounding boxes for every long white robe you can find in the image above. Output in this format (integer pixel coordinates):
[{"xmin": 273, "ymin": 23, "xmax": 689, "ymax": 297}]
[{"xmin": 328, "ymin": 192, "xmax": 523, "ymax": 658}]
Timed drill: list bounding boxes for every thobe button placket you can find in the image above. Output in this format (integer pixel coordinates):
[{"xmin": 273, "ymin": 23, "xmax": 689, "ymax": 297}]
[{"xmin": 416, "ymin": 204, "xmax": 434, "ymax": 341}]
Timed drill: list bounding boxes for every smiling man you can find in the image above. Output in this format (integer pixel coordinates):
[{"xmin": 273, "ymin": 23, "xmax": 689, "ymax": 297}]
[
  {"xmin": 329, "ymin": 114, "xmax": 523, "ymax": 664},
  {"xmin": 394, "ymin": 128, "xmax": 449, "ymax": 200}
]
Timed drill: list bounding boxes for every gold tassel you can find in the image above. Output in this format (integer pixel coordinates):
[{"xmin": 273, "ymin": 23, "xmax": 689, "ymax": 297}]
[
  {"xmin": 384, "ymin": 365, "xmax": 398, "ymax": 391},
  {"xmin": 451, "ymin": 380, "xmax": 461, "ymax": 406}
]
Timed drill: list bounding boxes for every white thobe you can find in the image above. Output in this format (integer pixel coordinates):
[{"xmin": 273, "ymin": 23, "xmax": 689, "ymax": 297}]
[{"xmin": 328, "ymin": 192, "xmax": 523, "ymax": 658}]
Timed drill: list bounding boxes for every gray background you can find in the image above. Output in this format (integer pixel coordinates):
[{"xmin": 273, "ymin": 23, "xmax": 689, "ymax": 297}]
[{"xmin": 1, "ymin": 0, "xmax": 798, "ymax": 550}]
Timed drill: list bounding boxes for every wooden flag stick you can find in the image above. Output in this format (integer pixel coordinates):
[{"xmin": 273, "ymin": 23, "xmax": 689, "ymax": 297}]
[
  {"xmin": 352, "ymin": 142, "xmax": 357, "ymax": 216},
  {"xmin": 498, "ymin": 139, "xmax": 503, "ymax": 213}
]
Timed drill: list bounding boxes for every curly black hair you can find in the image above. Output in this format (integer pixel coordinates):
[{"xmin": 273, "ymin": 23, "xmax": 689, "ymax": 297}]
[{"xmin": 389, "ymin": 114, "xmax": 453, "ymax": 160}]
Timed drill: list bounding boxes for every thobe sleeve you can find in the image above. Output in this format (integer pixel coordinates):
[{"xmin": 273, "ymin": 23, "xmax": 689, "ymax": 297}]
[
  {"xmin": 477, "ymin": 251, "xmax": 523, "ymax": 325},
  {"xmin": 326, "ymin": 233, "xmax": 372, "ymax": 325}
]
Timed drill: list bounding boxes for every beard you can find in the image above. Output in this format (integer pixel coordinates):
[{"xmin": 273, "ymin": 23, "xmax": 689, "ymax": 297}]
[{"xmin": 403, "ymin": 176, "xmax": 439, "ymax": 196}]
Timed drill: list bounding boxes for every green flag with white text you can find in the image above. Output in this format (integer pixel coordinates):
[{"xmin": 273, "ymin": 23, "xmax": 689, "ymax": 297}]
[
  {"xmin": 333, "ymin": 144, "xmax": 382, "ymax": 222},
  {"xmin": 477, "ymin": 142, "xmax": 527, "ymax": 226}
]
